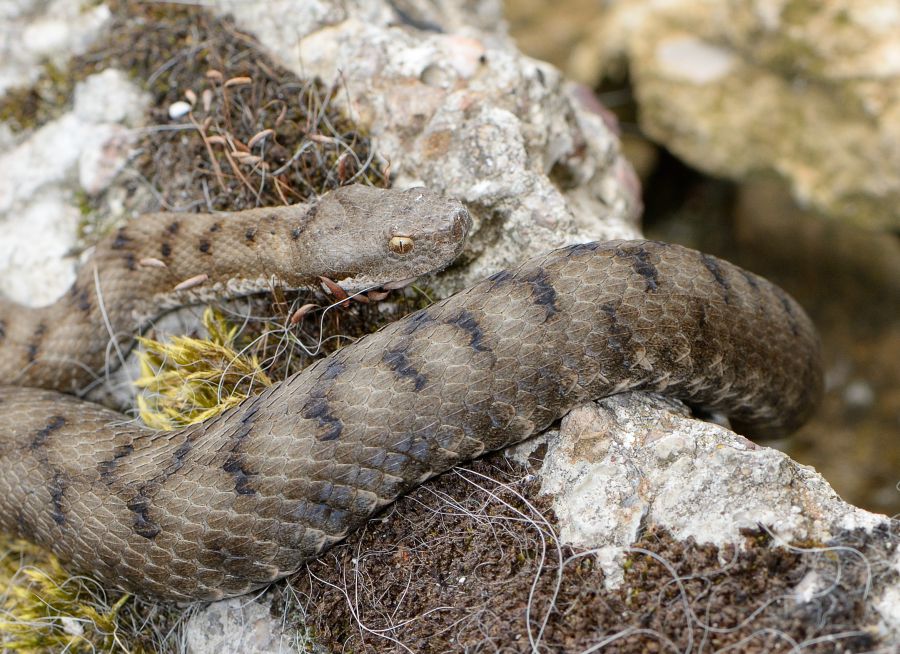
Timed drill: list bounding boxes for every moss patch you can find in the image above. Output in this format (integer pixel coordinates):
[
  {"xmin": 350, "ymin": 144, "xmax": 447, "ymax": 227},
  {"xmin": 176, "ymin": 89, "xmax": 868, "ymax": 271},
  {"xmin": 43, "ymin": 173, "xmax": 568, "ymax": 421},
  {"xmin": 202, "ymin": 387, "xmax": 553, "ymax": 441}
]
[
  {"xmin": 0, "ymin": 539, "xmax": 179, "ymax": 653},
  {"xmin": 135, "ymin": 307, "xmax": 273, "ymax": 430},
  {"xmin": 0, "ymin": 61, "xmax": 77, "ymax": 132},
  {"xmin": 283, "ymin": 453, "xmax": 895, "ymax": 652}
]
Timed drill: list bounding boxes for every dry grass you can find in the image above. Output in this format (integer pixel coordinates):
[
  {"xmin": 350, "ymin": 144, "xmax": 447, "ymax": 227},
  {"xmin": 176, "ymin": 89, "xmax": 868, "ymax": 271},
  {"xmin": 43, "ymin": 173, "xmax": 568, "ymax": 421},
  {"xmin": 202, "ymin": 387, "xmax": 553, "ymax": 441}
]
[{"xmin": 93, "ymin": 0, "xmax": 387, "ymax": 219}]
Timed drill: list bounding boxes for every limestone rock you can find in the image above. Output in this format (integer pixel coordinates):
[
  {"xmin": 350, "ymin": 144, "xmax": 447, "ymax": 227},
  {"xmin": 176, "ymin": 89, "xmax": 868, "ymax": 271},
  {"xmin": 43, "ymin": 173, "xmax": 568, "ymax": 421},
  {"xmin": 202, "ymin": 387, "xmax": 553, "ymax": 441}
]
[
  {"xmin": 213, "ymin": 0, "xmax": 643, "ymax": 291},
  {"xmin": 541, "ymin": 394, "xmax": 887, "ymax": 585},
  {"xmin": 0, "ymin": 70, "xmax": 148, "ymax": 306},
  {"xmin": 0, "ymin": 0, "xmax": 110, "ymax": 95},
  {"xmin": 503, "ymin": 394, "xmax": 900, "ymax": 647},
  {"xmin": 185, "ymin": 597, "xmax": 300, "ymax": 654},
  {"xmin": 572, "ymin": 0, "xmax": 900, "ymax": 230}
]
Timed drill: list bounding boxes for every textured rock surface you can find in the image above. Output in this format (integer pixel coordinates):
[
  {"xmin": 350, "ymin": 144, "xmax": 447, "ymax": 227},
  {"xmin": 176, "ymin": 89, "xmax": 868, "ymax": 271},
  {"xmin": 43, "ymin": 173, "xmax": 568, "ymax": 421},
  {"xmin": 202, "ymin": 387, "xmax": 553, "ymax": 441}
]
[
  {"xmin": 215, "ymin": 0, "xmax": 643, "ymax": 291},
  {"xmin": 540, "ymin": 394, "xmax": 887, "ymax": 585},
  {"xmin": 568, "ymin": 0, "xmax": 900, "ymax": 230},
  {"xmin": 0, "ymin": 0, "xmax": 110, "ymax": 95},
  {"xmin": 0, "ymin": 69, "xmax": 148, "ymax": 306},
  {"xmin": 184, "ymin": 597, "xmax": 296, "ymax": 654}
]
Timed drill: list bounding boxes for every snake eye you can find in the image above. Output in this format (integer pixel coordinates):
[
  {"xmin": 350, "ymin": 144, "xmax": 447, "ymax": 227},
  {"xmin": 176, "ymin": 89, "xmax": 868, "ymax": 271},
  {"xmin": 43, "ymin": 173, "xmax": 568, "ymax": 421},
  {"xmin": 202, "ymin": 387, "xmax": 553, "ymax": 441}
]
[{"xmin": 389, "ymin": 235, "xmax": 414, "ymax": 255}]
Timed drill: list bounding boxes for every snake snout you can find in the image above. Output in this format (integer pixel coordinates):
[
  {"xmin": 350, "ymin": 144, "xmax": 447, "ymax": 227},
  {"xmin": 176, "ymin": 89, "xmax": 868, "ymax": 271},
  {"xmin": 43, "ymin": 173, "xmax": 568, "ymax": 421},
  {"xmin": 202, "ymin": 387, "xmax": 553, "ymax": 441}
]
[{"xmin": 451, "ymin": 206, "xmax": 471, "ymax": 241}]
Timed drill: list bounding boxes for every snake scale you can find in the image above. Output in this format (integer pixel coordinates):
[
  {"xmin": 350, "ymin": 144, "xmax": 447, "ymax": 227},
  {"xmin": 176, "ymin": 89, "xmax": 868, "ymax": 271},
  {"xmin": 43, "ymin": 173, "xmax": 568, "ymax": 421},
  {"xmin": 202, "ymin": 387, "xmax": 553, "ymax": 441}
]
[{"xmin": 0, "ymin": 184, "xmax": 822, "ymax": 601}]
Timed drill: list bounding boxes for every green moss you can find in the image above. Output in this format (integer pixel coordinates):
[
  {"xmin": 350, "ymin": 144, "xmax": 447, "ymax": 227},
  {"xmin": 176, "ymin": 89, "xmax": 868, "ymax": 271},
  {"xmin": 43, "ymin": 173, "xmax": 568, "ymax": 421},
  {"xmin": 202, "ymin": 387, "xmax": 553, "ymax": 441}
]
[
  {"xmin": 780, "ymin": 0, "xmax": 821, "ymax": 26},
  {"xmin": 0, "ymin": 60, "xmax": 79, "ymax": 132},
  {"xmin": 73, "ymin": 190, "xmax": 93, "ymax": 217}
]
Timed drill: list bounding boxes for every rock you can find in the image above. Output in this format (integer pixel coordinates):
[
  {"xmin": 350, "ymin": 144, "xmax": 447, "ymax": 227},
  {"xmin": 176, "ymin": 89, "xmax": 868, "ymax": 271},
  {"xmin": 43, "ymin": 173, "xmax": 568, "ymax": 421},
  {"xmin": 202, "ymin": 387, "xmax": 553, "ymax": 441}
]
[
  {"xmin": 0, "ymin": 196, "xmax": 79, "ymax": 306},
  {"xmin": 78, "ymin": 125, "xmax": 134, "ymax": 195},
  {"xmin": 167, "ymin": 100, "xmax": 192, "ymax": 120},
  {"xmin": 184, "ymin": 597, "xmax": 292, "ymax": 654},
  {"xmin": 541, "ymin": 394, "xmax": 900, "ymax": 643},
  {"xmin": 0, "ymin": 0, "xmax": 110, "ymax": 95},
  {"xmin": 0, "ymin": 70, "xmax": 148, "ymax": 305},
  {"xmin": 213, "ymin": 0, "xmax": 643, "ymax": 291},
  {"xmin": 541, "ymin": 394, "xmax": 887, "ymax": 586},
  {"xmin": 569, "ymin": 0, "xmax": 900, "ymax": 231},
  {"xmin": 74, "ymin": 69, "xmax": 149, "ymax": 126},
  {"xmin": 504, "ymin": 0, "xmax": 604, "ymax": 72}
]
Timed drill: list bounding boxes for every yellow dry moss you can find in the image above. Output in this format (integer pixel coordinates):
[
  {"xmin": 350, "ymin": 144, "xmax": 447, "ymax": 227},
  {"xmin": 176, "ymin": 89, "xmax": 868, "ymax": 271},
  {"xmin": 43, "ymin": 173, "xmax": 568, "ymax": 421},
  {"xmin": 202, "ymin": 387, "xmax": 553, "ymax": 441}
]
[
  {"xmin": 135, "ymin": 307, "xmax": 273, "ymax": 430},
  {"xmin": 0, "ymin": 540, "xmax": 133, "ymax": 652}
]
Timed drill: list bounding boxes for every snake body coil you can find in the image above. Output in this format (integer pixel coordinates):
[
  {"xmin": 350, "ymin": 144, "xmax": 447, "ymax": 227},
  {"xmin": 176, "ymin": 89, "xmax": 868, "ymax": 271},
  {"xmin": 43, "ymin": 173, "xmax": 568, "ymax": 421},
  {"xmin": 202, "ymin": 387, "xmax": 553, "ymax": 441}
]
[{"xmin": 0, "ymin": 187, "xmax": 822, "ymax": 601}]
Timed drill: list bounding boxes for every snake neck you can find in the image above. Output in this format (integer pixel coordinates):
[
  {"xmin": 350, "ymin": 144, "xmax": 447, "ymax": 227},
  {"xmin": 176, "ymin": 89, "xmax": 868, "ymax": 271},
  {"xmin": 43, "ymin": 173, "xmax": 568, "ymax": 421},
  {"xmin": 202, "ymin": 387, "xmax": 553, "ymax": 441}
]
[
  {"xmin": 0, "ymin": 187, "xmax": 472, "ymax": 395},
  {"xmin": 0, "ymin": 206, "xmax": 317, "ymax": 394}
]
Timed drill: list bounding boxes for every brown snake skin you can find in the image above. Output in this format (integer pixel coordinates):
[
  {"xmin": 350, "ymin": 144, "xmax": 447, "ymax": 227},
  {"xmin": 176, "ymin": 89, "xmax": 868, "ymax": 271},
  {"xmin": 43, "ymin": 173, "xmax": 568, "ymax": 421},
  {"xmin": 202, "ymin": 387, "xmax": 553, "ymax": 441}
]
[
  {"xmin": 0, "ymin": 184, "xmax": 470, "ymax": 395},
  {"xmin": 0, "ymin": 189, "xmax": 822, "ymax": 601}
]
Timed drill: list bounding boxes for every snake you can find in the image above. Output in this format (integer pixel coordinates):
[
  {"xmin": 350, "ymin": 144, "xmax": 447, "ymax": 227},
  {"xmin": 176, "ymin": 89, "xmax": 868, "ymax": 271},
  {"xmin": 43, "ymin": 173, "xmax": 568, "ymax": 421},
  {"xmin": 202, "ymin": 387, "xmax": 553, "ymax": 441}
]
[{"xmin": 0, "ymin": 184, "xmax": 823, "ymax": 602}]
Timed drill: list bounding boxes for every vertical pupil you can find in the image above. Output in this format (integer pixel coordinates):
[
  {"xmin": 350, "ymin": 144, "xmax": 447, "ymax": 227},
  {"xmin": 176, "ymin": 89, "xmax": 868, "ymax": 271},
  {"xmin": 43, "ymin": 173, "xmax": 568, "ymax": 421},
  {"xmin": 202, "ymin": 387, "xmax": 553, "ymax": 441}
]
[{"xmin": 391, "ymin": 236, "xmax": 413, "ymax": 254}]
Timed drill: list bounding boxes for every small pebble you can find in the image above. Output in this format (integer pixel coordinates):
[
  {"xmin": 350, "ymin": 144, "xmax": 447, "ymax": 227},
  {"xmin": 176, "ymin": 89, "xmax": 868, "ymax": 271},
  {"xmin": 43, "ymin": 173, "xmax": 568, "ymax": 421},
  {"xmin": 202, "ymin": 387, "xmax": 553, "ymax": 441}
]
[{"xmin": 168, "ymin": 101, "xmax": 192, "ymax": 119}]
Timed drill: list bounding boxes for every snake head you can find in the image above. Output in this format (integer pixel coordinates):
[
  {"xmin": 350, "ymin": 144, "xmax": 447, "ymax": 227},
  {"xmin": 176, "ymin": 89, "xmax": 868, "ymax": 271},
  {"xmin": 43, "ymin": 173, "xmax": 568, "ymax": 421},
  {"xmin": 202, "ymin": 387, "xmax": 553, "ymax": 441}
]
[{"xmin": 286, "ymin": 184, "xmax": 471, "ymax": 292}]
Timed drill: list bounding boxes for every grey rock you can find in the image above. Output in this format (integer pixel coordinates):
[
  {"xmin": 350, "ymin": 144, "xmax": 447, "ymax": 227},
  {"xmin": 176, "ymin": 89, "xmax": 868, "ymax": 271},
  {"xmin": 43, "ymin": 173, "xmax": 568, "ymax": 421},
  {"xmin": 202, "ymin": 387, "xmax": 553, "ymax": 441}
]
[
  {"xmin": 540, "ymin": 393, "xmax": 900, "ymax": 642},
  {"xmin": 570, "ymin": 0, "xmax": 900, "ymax": 230},
  {"xmin": 213, "ymin": 0, "xmax": 642, "ymax": 291},
  {"xmin": 0, "ymin": 70, "xmax": 148, "ymax": 306},
  {"xmin": 185, "ymin": 597, "xmax": 300, "ymax": 654}
]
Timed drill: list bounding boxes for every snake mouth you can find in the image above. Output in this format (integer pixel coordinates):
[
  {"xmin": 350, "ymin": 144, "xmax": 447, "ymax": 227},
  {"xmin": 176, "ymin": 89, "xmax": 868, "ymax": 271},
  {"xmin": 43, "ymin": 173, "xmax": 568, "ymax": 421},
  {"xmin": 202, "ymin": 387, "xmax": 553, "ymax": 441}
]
[
  {"xmin": 381, "ymin": 276, "xmax": 418, "ymax": 290},
  {"xmin": 451, "ymin": 207, "xmax": 472, "ymax": 243},
  {"xmin": 316, "ymin": 274, "xmax": 421, "ymax": 307}
]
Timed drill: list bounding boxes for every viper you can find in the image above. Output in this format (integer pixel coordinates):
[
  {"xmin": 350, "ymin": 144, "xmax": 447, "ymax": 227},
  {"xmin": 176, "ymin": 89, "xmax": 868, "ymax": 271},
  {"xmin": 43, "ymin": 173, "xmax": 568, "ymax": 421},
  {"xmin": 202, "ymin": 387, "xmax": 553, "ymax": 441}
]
[{"xmin": 0, "ymin": 184, "xmax": 821, "ymax": 601}]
